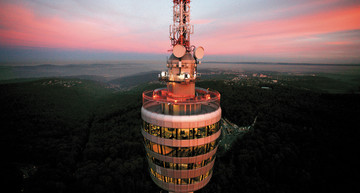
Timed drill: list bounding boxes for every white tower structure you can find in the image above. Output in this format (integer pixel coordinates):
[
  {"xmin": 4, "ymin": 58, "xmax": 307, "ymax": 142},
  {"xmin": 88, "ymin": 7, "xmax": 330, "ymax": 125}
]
[{"xmin": 141, "ymin": 1, "xmax": 221, "ymax": 192}]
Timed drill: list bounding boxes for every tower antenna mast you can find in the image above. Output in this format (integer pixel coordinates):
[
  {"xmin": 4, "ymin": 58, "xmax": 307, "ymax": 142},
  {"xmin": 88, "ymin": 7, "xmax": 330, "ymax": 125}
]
[{"xmin": 170, "ymin": 0, "xmax": 193, "ymax": 51}]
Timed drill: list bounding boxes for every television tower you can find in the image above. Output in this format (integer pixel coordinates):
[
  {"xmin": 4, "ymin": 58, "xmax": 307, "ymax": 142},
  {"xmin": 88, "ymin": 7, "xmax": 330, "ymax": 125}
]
[{"xmin": 141, "ymin": 0, "xmax": 221, "ymax": 192}]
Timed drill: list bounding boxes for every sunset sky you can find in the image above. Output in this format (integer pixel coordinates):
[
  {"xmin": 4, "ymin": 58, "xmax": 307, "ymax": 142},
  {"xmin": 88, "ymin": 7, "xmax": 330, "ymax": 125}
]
[{"xmin": 0, "ymin": 0, "xmax": 359, "ymax": 65}]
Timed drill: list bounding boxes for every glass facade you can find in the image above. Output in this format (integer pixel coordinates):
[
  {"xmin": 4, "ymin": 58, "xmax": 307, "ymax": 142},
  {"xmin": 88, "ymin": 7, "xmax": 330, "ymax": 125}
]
[
  {"xmin": 144, "ymin": 137, "xmax": 219, "ymax": 157},
  {"xmin": 143, "ymin": 121, "xmax": 220, "ymax": 139},
  {"xmin": 147, "ymin": 153, "xmax": 215, "ymax": 170},
  {"xmin": 150, "ymin": 168, "xmax": 212, "ymax": 185},
  {"xmin": 142, "ymin": 88, "xmax": 221, "ymax": 115}
]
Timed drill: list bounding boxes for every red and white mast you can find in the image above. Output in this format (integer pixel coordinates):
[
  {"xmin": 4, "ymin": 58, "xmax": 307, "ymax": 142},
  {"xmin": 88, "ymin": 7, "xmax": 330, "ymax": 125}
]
[
  {"xmin": 159, "ymin": 0, "xmax": 204, "ymax": 101},
  {"xmin": 170, "ymin": 0, "xmax": 193, "ymax": 50}
]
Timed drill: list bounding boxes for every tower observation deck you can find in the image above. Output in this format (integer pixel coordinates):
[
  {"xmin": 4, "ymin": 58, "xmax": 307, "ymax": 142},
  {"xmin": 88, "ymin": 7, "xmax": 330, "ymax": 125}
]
[{"xmin": 141, "ymin": 1, "xmax": 221, "ymax": 192}]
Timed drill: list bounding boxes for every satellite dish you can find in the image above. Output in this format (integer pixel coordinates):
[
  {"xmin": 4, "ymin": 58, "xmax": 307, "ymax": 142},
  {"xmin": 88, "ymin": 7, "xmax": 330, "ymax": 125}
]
[
  {"xmin": 194, "ymin": 46, "xmax": 204, "ymax": 59},
  {"xmin": 173, "ymin": 44, "xmax": 186, "ymax": 58}
]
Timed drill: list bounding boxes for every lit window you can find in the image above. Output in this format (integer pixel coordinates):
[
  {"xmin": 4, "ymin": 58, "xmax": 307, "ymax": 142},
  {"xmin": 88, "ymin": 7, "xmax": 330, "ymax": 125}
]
[
  {"xmin": 143, "ymin": 121, "xmax": 220, "ymax": 140},
  {"xmin": 149, "ymin": 168, "xmax": 213, "ymax": 185}
]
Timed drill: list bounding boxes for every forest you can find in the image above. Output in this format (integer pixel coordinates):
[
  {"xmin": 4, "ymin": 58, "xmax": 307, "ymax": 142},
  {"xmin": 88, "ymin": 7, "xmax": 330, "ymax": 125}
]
[{"xmin": 1, "ymin": 76, "xmax": 359, "ymax": 193}]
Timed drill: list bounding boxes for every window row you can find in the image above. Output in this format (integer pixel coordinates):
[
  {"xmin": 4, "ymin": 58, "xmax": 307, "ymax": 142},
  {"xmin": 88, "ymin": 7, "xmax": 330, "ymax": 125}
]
[
  {"xmin": 147, "ymin": 153, "xmax": 215, "ymax": 170},
  {"xmin": 150, "ymin": 168, "xmax": 212, "ymax": 185},
  {"xmin": 143, "ymin": 121, "xmax": 220, "ymax": 140},
  {"xmin": 144, "ymin": 138, "xmax": 219, "ymax": 157}
]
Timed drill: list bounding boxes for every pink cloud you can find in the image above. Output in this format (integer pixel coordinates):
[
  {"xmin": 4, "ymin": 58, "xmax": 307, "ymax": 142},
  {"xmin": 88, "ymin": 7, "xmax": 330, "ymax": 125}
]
[
  {"xmin": 0, "ymin": 3, "xmax": 167, "ymax": 53},
  {"xmin": 197, "ymin": 5, "xmax": 360, "ymax": 58},
  {"xmin": 326, "ymin": 41, "xmax": 352, "ymax": 45},
  {"xmin": 192, "ymin": 19, "xmax": 214, "ymax": 25}
]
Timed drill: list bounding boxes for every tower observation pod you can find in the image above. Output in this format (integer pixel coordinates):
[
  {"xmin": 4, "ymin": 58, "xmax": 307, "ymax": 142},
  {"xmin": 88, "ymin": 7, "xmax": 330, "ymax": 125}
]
[{"xmin": 141, "ymin": 0, "xmax": 221, "ymax": 192}]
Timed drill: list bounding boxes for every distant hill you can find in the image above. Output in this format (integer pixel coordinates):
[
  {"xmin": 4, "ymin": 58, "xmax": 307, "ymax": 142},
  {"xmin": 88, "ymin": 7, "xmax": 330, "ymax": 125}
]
[
  {"xmin": 109, "ymin": 71, "xmax": 159, "ymax": 88},
  {"xmin": 203, "ymin": 61, "xmax": 360, "ymax": 66},
  {"xmin": 0, "ymin": 63, "xmax": 157, "ymax": 81},
  {"xmin": 64, "ymin": 75, "xmax": 111, "ymax": 82}
]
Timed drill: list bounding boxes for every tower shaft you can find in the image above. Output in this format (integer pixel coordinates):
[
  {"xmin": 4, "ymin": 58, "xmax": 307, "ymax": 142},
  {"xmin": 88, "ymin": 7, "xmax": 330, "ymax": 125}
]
[{"xmin": 141, "ymin": 1, "xmax": 221, "ymax": 192}]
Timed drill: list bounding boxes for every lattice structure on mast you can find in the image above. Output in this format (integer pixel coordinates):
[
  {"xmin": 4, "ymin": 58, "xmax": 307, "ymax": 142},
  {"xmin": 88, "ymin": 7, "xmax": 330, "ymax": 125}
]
[{"xmin": 170, "ymin": 0, "xmax": 194, "ymax": 51}]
